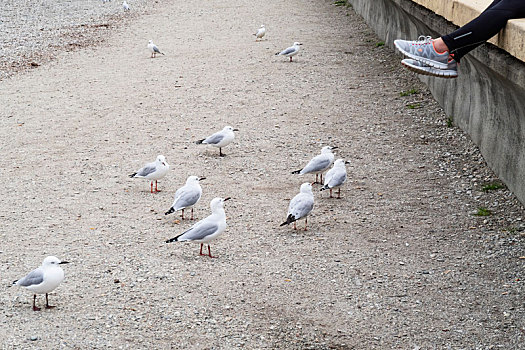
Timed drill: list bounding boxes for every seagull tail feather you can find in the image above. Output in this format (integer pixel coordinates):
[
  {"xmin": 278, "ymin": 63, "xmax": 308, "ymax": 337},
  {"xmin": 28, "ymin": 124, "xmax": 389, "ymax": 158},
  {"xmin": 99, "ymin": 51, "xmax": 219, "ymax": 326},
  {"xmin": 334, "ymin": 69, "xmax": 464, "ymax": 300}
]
[
  {"xmin": 280, "ymin": 214, "xmax": 296, "ymax": 226},
  {"xmin": 165, "ymin": 207, "xmax": 175, "ymax": 215},
  {"xmin": 129, "ymin": 172, "xmax": 137, "ymax": 178},
  {"xmin": 166, "ymin": 233, "xmax": 183, "ymax": 243},
  {"xmin": 195, "ymin": 139, "xmax": 205, "ymax": 144},
  {"xmin": 291, "ymin": 169, "xmax": 302, "ymax": 174},
  {"xmin": 320, "ymin": 185, "xmax": 328, "ymax": 191}
]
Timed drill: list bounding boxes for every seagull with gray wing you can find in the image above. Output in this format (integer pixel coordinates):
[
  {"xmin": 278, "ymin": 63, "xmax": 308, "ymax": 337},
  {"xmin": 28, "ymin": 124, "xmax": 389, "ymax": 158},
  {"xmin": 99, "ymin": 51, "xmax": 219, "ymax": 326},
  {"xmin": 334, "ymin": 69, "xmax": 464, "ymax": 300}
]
[
  {"xmin": 129, "ymin": 155, "xmax": 170, "ymax": 193},
  {"xmin": 13, "ymin": 256, "xmax": 69, "ymax": 311},
  {"xmin": 195, "ymin": 126, "xmax": 238, "ymax": 157},
  {"xmin": 166, "ymin": 197, "xmax": 230, "ymax": 258},
  {"xmin": 276, "ymin": 42, "xmax": 302, "ymax": 62},
  {"xmin": 292, "ymin": 146, "xmax": 337, "ymax": 184},
  {"xmin": 280, "ymin": 183, "xmax": 314, "ymax": 231},
  {"xmin": 320, "ymin": 159, "xmax": 350, "ymax": 198},
  {"xmin": 148, "ymin": 40, "xmax": 165, "ymax": 58},
  {"xmin": 165, "ymin": 176, "xmax": 205, "ymax": 220}
]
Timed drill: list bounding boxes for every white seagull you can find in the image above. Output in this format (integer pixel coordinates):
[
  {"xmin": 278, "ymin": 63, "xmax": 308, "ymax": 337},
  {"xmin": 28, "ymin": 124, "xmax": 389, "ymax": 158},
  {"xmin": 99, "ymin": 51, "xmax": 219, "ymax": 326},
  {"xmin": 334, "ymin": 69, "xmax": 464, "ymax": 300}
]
[
  {"xmin": 148, "ymin": 40, "xmax": 165, "ymax": 58},
  {"xmin": 275, "ymin": 42, "xmax": 302, "ymax": 62},
  {"xmin": 280, "ymin": 183, "xmax": 314, "ymax": 231},
  {"xmin": 165, "ymin": 176, "xmax": 205, "ymax": 220},
  {"xmin": 13, "ymin": 256, "xmax": 69, "ymax": 311},
  {"xmin": 320, "ymin": 159, "xmax": 350, "ymax": 198},
  {"xmin": 292, "ymin": 146, "xmax": 337, "ymax": 183},
  {"xmin": 195, "ymin": 126, "xmax": 239, "ymax": 157},
  {"xmin": 253, "ymin": 25, "xmax": 266, "ymax": 41},
  {"xmin": 129, "ymin": 155, "xmax": 170, "ymax": 193},
  {"xmin": 122, "ymin": 1, "xmax": 130, "ymax": 11},
  {"xmin": 166, "ymin": 197, "xmax": 231, "ymax": 258}
]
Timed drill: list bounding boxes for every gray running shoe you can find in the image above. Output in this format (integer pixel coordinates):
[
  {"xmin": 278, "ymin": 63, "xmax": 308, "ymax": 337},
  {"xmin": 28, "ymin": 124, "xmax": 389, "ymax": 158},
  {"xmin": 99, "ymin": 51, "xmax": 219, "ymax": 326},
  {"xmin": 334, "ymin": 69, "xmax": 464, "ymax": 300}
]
[
  {"xmin": 401, "ymin": 58, "xmax": 458, "ymax": 79},
  {"xmin": 394, "ymin": 36, "xmax": 449, "ymax": 69}
]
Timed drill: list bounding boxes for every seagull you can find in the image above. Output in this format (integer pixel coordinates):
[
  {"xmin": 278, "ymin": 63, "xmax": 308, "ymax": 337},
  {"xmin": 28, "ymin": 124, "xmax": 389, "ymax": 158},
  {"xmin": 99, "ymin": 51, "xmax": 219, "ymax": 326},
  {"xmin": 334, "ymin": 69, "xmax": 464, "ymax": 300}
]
[
  {"xmin": 253, "ymin": 25, "xmax": 266, "ymax": 41},
  {"xmin": 166, "ymin": 197, "xmax": 231, "ymax": 258},
  {"xmin": 195, "ymin": 126, "xmax": 239, "ymax": 157},
  {"xmin": 129, "ymin": 155, "xmax": 170, "ymax": 193},
  {"xmin": 148, "ymin": 40, "xmax": 165, "ymax": 58},
  {"xmin": 280, "ymin": 183, "xmax": 314, "ymax": 231},
  {"xmin": 122, "ymin": 1, "xmax": 130, "ymax": 11},
  {"xmin": 165, "ymin": 176, "xmax": 205, "ymax": 220},
  {"xmin": 275, "ymin": 42, "xmax": 302, "ymax": 62},
  {"xmin": 13, "ymin": 256, "xmax": 69, "ymax": 311},
  {"xmin": 292, "ymin": 146, "xmax": 337, "ymax": 184},
  {"xmin": 320, "ymin": 159, "xmax": 350, "ymax": 198}
]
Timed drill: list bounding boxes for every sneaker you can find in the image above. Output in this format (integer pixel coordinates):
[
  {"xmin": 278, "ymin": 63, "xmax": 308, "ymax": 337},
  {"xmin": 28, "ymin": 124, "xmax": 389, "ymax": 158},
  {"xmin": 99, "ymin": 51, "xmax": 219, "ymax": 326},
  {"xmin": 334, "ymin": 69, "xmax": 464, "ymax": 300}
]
[
  {"xmin": 394, "ymin": 36, "xmax": 450, "ymax": 70},
  {"xmin": 401, "ymin": 58, "xmax": 458, "ymax": 78}
]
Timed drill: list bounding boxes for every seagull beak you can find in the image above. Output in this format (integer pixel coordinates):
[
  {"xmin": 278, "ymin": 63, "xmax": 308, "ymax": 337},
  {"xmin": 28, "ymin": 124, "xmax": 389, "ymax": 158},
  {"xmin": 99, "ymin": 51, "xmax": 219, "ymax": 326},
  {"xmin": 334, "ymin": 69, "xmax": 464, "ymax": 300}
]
[
  {"xmin": 224, "ymin": 197, "xmax": 232, "ymax": 201},
  {"xmin": 233, "ymin": 129, "xmax": 239, "ymax": 131},
  {"xmin": 162, "ymin": 162, "xmax": 167, "ymax": 166},
  {"xmin": 331, "ymin": 146, "xmax": 338, "ymax": 150},
  {"xmin": 345, "ymin": 161, "xmax": 351, "ymax": 165},
  {"xmin": 299, "ymin": 43, "xmax": 303, "ymax": 45},
  {"xmin": 199, "ymin": 177, "xmax": 206, "ymax": 181},
  {"xmin": 59, "ymin": 261, "xmax": 70, "ymax": 264},
  {"xmin": 310, "ymin": 182, "xmax": 316, "ymax": 185}
]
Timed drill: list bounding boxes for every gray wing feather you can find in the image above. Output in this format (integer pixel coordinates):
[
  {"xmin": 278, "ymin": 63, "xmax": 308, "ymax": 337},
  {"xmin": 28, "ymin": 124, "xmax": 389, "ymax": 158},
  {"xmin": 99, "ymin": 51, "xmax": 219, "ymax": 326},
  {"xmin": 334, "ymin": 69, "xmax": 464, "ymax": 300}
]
[
  {"xmin": 179, "ymin": 222, "xmax": 219, "ymax": 241},
  {"xmin": 17, "ymin": 268, "xmax": 44, "ymax": 287},
  {"xmin": 153, "ymin": 45, "xmax": 161, "ymax": 53},
  {"xmin": 280, "ymin": 47, "xmax": 296, "ymax": 55},
  {"xmin": 136, "ymin": 164, "xmax": 156, "ymax": 177},
  {"xmin": 302, "ymin": 157, "xmax": 330, "ymax": 174},
  {"xmin": 173, "ymin": 190, "xmax": 201, "ymax": 210},
  {"xmin": 289, "ymin": 194, "xmax": 314, "ymax": 219},
  {"xmin": 328, "ymin": 171, "xmax": 347, "ymax": 188},
  {"xmin": 204, "ymin": 133, "xmax": 224, "ymax": 145}
]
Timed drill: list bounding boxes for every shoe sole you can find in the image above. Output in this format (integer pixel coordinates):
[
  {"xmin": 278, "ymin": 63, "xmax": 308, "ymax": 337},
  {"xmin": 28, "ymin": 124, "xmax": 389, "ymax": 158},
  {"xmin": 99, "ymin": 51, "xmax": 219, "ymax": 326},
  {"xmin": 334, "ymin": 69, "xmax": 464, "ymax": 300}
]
[
  {"xmin": 394, "ymin": 40, "xmax": 449, "ymax": 70},
  {"xmin": 401, "ymin": 60, "xmax": 458, "ymax": 79}
]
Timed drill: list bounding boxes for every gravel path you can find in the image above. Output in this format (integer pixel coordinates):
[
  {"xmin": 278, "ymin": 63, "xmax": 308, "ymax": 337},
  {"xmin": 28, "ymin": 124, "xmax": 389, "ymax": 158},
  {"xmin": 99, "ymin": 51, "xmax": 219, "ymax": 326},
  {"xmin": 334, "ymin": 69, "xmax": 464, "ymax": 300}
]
[{"xmin": 0, "ymin": 0, "xmax": 524, "ymax": 348}]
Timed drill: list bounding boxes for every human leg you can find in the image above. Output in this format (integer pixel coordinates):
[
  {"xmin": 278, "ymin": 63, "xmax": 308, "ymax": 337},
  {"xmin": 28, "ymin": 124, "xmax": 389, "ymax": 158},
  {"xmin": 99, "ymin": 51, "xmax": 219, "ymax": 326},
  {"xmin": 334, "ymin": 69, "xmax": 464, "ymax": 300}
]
[{"xmin": 442, "ymin": 0, "xmax": 525, "ymax": 61}]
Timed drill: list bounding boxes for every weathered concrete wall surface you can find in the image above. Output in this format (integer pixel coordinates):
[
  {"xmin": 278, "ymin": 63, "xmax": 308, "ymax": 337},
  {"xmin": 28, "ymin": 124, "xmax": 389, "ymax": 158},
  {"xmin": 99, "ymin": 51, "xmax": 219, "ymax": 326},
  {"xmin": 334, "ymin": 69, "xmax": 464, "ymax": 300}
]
[{"xmin": 349, "ymin": 0, "xmax": 525, "ymax": 204}]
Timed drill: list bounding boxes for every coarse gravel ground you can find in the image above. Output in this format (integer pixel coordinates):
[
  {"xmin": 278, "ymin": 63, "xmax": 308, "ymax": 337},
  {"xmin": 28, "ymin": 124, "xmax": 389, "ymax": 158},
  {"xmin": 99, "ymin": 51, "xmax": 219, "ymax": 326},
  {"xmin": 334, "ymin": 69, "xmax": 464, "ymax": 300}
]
[{"xmin": 0, "ymin": 0, "xmax": 524, "ymax": 349}]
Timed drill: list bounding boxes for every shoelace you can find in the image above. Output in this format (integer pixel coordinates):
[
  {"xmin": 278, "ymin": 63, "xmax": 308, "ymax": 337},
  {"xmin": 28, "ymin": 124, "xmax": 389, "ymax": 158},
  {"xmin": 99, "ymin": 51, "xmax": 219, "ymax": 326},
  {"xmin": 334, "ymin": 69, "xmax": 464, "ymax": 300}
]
[{"xmin": 416, "ymin": 35, "xmax": 433, "ymax": 43}]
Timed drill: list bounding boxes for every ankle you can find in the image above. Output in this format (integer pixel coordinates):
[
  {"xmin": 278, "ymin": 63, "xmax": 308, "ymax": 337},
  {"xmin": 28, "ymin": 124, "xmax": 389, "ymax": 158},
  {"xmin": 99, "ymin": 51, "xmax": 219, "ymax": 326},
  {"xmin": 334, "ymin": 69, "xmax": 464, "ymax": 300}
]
[{"xmin": 433, "ymin": 38, "xmax": 449, "ymax": 54}]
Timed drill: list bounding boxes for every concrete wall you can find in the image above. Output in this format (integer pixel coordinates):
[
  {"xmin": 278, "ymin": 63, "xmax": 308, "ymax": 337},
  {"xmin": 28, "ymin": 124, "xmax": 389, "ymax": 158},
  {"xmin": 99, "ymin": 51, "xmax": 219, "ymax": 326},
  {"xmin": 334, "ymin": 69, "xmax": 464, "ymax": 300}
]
[{"xmin": 348, "ymin": 0, "xmax": 525, "ymax": 204}]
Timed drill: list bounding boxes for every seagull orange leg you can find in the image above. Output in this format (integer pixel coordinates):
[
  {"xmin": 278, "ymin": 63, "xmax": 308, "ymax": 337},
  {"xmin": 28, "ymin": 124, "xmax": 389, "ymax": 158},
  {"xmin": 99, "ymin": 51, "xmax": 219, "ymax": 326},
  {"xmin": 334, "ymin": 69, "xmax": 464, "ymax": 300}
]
[
  {"xmin": 150, "ymin": 181, "xmax": 154, "ymax": 193},
  {"xmin": 293, "ymin": 221, "xmax": 297, "ymax": 230},
  {"xmin": 338, "ymin": 188, "xmax": 341, "ymax": 199},
  {"xmin": 208, "ymin": 245, "xmax": 216, "ymax": 258},
  {"xmin": 181, "ymin": 209, "xmax": 185, "ymax": 220},
  {"xmin": 155, "ymin": 180, "xmax": 159, "ymax": 192},
  {"xmin": 45, "ymin": 293, "xmax": 55, "ymax": 309},
  {"xmin": 329, "ymin": 188, "xmax": 333, "ymax": 198},
  {"xmin": 32, "ymin": 295, "xmax": 41, "ymax": 311},
  {"xmin": 190, "ymin": 208, "xmax": 194, "ymax": 220},
  {"xmin": 304, "ymin": 217, "xmax": 308, "ymax": 231},
  {"xmin": 199, "ymin": 243, "xmax": 204, "ymax": 256}
]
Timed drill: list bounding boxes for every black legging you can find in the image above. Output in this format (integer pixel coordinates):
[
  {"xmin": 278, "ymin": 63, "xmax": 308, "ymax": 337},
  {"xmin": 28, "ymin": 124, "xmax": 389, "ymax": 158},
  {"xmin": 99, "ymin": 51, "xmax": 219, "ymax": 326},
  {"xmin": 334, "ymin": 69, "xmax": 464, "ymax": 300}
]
[{"xmin": 441, "ymin": 0, "xmax": 525, "ymax": 62}]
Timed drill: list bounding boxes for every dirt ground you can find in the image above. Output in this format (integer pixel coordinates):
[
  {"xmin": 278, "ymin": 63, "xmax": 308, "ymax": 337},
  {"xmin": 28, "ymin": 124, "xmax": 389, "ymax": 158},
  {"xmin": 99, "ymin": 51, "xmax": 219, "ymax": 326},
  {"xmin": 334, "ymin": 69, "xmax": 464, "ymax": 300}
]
[{"xmin": 0, "ymin": 0, "xmax": 524, "ymax": 348}]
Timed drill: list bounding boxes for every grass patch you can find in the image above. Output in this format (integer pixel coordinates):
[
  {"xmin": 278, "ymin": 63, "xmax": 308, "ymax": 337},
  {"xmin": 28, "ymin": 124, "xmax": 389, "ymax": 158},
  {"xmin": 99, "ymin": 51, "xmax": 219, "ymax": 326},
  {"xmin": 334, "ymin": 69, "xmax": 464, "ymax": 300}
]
[
  {"xmin": 376, "ymin": 41, "xmax": 385, "ymax": 47},
  {"xmin": 447, "ymin": 116, "xmax": 454, "ymax": 127},
  {"xmin": 406, "ymin": 103, "xmax": 421, "ymax": 109},
  {"xmin": 474, "ymin": 207, "xmax": 492, "ymax": 216},
  {"xmin": 400, "ymin": 88, "xmax": 418, "ymax": 97},
  {"xmin": 482, "ymin": 182, "xmax": 505, "ymax": 192}
]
